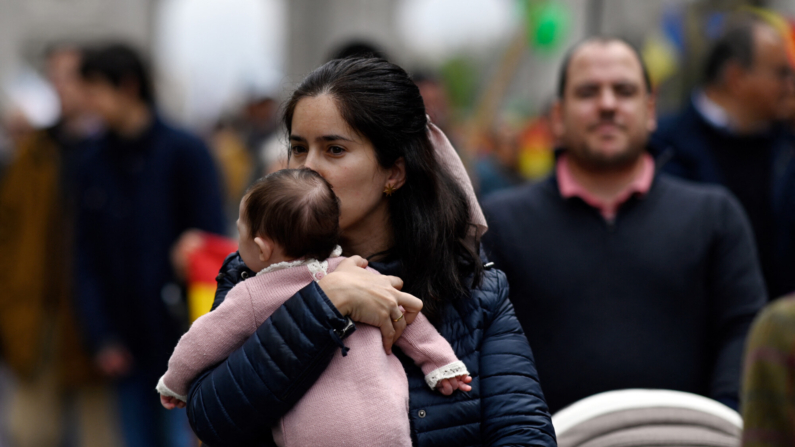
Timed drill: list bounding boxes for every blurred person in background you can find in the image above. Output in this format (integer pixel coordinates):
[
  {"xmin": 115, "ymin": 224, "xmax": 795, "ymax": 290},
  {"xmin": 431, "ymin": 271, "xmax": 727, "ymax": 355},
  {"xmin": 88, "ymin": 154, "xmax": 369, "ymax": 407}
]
[
  {"xmin": 482, "ymin": 37, "xmax": 766, "ymax": 414},
  {"xmin": 741, "ymin": 291, "xmax": 795, "ymax": 447},
  {"xmin": 0, "ymin": 109, "xmax": 34, "ymax": 159},
  {"xmin": 652, "ymin": 18, "xmax": 795, "ymax": 299},
  {"xmin": 0, "ymin": 44, "xmax": 120, "ymax": 447},
  {"xmin": 411, "ymin": 70, "xmax": 528, "ymax": 201},
  {"xmin": 0, "ymin": 101, "xmax": 17, "ymax": 179},
  {"xmin": 413, "ymin": 71, "xmax": 453, "ymax": 135},
  {"xmin": 210, "ymin": 92, "xmax": 283, "ymax": 222},
  {"xmin": 239, "ymin": 95, "xmax": 279, "ymax": 152},
  {"xmin": 74, "ymin": 43, "xmax": 225, "ymax": 447},
  {"xmin": 475, "ymin": 122, "xmax": 525, "ymax": 198},
  {"xmin": 208, "ymin": 117, "xmax": 254, "ymax": 224}
]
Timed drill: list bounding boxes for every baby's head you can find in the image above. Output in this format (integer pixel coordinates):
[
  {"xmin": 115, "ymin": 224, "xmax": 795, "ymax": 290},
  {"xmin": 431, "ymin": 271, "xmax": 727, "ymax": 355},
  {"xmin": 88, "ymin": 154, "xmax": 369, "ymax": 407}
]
[{"xmin": 237, "ymin": 169, "xmax": 340, "ymax": 272}]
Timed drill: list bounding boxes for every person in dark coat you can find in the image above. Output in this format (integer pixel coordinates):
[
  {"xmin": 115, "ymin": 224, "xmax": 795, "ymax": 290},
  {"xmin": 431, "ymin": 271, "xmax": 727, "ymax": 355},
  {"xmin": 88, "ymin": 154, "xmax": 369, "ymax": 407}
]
[
  {"xmin": 73, "ymin": 43, "xmax": 226, "ymax": 447},
  {"xmin": 651, "ymin": 19, "xmax": 795, "ymax": 298},
  {"xmin": 482, "ymin": 37, "xmax": 766, "ymax": 414},
  {"xmin": 0, "ymin": 45, "xmax": 120, "ymax": 447},
  {"xmin": 185, "ymin": 57, "xmax": 556, "ymax": 446}
]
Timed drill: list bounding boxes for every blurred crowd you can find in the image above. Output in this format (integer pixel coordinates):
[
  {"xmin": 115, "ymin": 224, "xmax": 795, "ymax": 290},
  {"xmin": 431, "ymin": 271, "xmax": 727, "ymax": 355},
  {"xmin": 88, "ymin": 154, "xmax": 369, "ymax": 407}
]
[{"xmin": 1, "ymin": 5, "xmax": 795, "ymax": 447}]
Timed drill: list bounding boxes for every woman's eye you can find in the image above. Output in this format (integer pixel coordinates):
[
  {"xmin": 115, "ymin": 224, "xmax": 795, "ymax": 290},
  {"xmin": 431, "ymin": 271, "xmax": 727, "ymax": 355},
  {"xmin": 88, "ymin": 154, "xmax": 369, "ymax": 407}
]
[
  {"xmin": 328, "ymin": 146, "xmax": 345, "ymax": 155},
  {"xmin": 290, "ymin": 145, "xmax": 307, "ymax": 155}
]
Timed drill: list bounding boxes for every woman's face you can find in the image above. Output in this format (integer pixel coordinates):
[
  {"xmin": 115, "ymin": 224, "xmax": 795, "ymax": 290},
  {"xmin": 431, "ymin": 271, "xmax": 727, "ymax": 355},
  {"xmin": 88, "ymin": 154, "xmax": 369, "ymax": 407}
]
[{"xmin": 287, "ymin": 94, "xmax": 397, "ymax": 237}]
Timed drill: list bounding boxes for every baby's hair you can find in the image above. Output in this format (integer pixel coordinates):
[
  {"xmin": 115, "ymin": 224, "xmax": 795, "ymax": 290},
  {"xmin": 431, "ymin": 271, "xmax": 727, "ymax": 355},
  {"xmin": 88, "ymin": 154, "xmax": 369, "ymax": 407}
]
[{"xmin": 243, "ymin": 169, "xmax": 340, "ymax": 261}]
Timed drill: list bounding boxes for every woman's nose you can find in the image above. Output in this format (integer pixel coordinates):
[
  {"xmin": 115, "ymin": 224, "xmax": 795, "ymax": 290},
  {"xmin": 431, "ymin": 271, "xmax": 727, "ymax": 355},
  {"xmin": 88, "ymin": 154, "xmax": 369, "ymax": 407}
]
[{"xmin": 303, "ymin": 150, "xmax": 320, "ymax": 170}]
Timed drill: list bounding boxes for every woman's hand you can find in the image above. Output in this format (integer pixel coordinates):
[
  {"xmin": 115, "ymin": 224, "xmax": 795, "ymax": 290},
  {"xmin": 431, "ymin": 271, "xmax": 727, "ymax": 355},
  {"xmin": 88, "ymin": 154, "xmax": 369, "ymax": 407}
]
[{"xmin": 318, "ymin": 256, "xmax": 423, "ymax": 354}]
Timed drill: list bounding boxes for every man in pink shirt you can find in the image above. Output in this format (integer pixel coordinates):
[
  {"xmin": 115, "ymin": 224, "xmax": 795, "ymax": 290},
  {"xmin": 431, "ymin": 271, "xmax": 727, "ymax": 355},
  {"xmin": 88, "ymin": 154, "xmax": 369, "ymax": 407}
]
[
  {"xmin": 551, "ymin": 36, "xmax": 658, "ymax": 222},
  {"xmin": 482, "ymin": 37, "xmax": 766, "ymax": 413}
]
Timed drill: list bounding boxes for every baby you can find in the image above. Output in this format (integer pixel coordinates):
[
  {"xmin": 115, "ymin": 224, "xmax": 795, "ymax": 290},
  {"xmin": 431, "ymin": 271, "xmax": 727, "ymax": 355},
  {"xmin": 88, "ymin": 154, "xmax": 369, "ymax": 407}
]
[{"xmin": 157, "ymin": 169, "xmax": 470, "ymax": 447}]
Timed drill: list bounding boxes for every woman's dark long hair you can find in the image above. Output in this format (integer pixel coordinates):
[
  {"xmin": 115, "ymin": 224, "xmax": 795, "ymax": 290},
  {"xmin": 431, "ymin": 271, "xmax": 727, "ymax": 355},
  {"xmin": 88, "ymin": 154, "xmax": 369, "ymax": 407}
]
[{"xmin": 283, "ymin": 57, "xmax": 483, "ymax": 322}]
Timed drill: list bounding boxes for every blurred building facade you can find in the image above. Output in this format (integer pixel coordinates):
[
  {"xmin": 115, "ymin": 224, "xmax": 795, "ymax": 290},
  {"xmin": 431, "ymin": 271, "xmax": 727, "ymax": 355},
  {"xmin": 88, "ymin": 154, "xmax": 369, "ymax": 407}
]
[
  {"xmin": 0, "ymin": 0, "xmax": 789, "ymax": 130},
  {"xmin": 0, "ymin": 0, "xmax": 153, "ymax": 78}
]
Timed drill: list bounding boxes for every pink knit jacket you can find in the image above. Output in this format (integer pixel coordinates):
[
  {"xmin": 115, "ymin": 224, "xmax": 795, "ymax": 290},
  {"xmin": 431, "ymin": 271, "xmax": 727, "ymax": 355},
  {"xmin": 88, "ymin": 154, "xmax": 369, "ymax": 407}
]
[{"xmin": 157, "ymin": 252, "xmax": 467, "ymax": 447}]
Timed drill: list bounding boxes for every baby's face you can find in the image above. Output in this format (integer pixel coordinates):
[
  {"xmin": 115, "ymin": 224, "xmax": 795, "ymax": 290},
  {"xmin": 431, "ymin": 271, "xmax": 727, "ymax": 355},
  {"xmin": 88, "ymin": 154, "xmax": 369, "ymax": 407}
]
[{"xmin": 237, "ymin": 197, "xmax": 267, "ymax": 272}]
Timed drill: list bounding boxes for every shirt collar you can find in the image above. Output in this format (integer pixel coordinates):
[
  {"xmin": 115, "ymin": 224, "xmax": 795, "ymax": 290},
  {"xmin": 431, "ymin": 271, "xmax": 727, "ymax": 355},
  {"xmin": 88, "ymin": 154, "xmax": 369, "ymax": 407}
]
[
  {"xmin": 557, "ymin": 153, "xmax": 655, "ymax": 222},
  {"xmin": 692, "ymin": 90, "xmax": 733, "ymax": 131}
]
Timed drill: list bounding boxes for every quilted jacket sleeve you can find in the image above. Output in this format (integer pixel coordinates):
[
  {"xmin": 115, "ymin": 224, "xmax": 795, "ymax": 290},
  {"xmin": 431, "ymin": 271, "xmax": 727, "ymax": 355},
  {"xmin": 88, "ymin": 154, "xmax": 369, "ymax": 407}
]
[
  {"xmin": 479, "ymin": 269, "xmax": 557, "ymax": 446},
  {"xmin": 185, "ymin": 255, "xmax": 354, "ymax": 447}
]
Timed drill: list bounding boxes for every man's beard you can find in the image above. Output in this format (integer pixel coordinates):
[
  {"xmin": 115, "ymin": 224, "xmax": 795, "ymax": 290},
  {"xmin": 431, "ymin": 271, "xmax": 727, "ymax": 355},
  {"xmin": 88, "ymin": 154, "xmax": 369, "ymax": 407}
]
[{"xmin": 566, "ymin": 139, "xmax": 645, "ymax": 172}]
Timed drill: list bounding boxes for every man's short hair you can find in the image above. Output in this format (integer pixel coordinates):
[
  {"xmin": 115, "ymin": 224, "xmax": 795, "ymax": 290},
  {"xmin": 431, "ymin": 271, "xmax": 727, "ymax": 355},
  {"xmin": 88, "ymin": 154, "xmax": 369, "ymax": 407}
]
[
  {"xmin": 557, "ymin": 36, "xmax": 652, "ymax": 98},
  {"xmin": 703, "ymin": 22, "xmax": 758, "ymax": 86},
  {"xmin": 80, "ymin": 43, "xmax": 154, "ymax": 106},
  {"xmin": 243, "ymin": 169, "xmax": 340, "ymax": 261}
]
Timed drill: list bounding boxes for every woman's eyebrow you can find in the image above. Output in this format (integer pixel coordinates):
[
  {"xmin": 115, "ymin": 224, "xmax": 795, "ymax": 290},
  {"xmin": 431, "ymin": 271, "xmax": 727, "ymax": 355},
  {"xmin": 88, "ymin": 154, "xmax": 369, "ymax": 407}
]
[
  {"xmin": 290, "ymin": 134, "xmax": 356, "ymax": 143},
  {"xmin": 320, "ymin": 134, "xmax": 354, "ymax": 142}
]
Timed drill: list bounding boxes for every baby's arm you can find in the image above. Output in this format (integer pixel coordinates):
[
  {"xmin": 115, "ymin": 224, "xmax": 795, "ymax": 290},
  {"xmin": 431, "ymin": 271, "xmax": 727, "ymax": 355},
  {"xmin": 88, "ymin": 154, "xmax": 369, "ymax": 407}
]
[
  {"xmin": 343, "ymin": 261, "xmax": 471, "ymax": 395},
  {"xmin": 157, "ymin": 283, "xmax": 258, "ymax": 404},
  {"xmin": 394, "ymin": 312, "xmax": 471, "ymax": 395}
]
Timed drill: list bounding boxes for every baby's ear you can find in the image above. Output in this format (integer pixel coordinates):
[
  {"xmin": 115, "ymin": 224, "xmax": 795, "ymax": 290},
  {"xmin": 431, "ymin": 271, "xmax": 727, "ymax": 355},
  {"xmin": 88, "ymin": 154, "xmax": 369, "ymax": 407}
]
[{"xmin": 254, "ymin": 236, "xmax": 273, "ymax": 263}]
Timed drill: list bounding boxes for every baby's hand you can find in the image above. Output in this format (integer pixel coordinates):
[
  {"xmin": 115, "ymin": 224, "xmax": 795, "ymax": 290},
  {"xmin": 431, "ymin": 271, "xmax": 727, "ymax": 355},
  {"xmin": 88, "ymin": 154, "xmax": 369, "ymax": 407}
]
[
  {"xmin": 160, "ymin": 394, "xmax": 187, "ymax": 410},
  {"xmin": 436, "ymin": 374, "xmax": 472, "ymax": 396}
]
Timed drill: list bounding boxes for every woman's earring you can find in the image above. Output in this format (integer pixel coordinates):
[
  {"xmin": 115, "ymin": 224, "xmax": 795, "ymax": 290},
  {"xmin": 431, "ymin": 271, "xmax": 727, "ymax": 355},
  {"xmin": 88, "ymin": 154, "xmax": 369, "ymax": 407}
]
[{"xmin": 383, "ymin": 184, "xmax": 395, "ymax": 196}]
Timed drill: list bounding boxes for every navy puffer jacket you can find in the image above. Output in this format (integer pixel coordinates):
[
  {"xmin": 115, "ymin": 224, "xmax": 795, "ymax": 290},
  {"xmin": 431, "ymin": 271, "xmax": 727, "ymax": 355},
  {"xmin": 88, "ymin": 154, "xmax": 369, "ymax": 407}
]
[{"xmin": 187, "ymin": 253, "xmax": 556, "ymax": 446}]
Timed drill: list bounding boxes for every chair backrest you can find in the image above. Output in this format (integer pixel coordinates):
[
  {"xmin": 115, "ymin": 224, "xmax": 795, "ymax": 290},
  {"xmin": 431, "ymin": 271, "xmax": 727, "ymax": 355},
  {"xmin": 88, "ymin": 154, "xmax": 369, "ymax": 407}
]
[{"xmin": 552, "ymin": 389, "xmax": 742, "ymax": 447}]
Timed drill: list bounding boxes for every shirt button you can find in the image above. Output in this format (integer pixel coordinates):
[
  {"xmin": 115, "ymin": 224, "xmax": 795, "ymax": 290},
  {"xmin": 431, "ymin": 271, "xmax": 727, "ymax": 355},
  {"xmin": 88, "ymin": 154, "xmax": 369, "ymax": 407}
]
[
  {"xmin": 316, "ymin": 272, "xmax": 325, "ymax": 280},
  {"xmin": 418, "ymin": 410, "xmax": 426, "ymax": 418},
  {"xmin": 241, "ymin": 271, "xmax": 249, "ymax": 279}
]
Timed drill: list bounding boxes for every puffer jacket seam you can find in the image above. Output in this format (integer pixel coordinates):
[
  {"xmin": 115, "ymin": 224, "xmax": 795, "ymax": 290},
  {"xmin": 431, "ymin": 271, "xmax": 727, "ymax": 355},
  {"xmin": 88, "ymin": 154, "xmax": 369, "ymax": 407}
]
[
  {"xmin": 247, "ymin": 330, "xmax": 289, "ymax": 399},
  {"xmin": 485, "ymin": 411, "xmax": 554, "ymax": 423},
  {"xmin": 417, "ymin": 421, "xmax": 480, "ymax": 436},
  {"xmin": 280, "ymin": 336, "xmax": 338, "ymax": 403},
  {"xmin": 280, "ymin": 293, "xmax": 321, "ymax": 348},
  {"xmin": 413, "ymin": 398, "xmax": 482, "ymax": 412},
  {"xmin": 275, "ymin": 294, "xmax": 340, "ymax": 402},
  {"xmin": 480, "ymin": 389, "xmax": 546, "ymax": 400},
  {"xmin": 214, "ymin": 363, "xmax": 251, "ymax": 439},
  {"xmin": 480, "ymin": 352, "xmax": 535, "ymax": 363},
  {"xmin": 230, "ymin": 347, "xmax": 264, "ymax": 413},
  {"xmin": 480, "ymin": 370, "xmax": 540, "ymax": 380},
  {"xmin": 192, "ymin": 383, "xmax": 220, "ymax": 444}
]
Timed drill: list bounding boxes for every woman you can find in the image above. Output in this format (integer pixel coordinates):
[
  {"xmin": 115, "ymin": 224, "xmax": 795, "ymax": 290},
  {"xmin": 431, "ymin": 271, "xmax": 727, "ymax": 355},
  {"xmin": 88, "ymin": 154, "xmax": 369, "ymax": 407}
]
[{"xmin": 186, "ymin": 57, "xmax": 555, "ymax": 446}]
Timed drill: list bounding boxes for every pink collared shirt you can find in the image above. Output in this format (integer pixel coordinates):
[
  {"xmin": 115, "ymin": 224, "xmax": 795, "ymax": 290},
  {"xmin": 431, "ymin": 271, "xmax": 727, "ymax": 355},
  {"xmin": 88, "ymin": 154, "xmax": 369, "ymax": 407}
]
[{"xmin": 557, "ymin": 153, "xmax": 656, "ymax": 222}]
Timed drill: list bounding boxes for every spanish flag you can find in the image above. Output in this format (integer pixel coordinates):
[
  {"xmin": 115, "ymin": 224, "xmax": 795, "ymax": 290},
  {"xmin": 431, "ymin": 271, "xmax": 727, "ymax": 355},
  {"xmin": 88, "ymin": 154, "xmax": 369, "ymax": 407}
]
[{"xmin": 187, "ymin": 232, "xmax": 238, "ymax": 323}]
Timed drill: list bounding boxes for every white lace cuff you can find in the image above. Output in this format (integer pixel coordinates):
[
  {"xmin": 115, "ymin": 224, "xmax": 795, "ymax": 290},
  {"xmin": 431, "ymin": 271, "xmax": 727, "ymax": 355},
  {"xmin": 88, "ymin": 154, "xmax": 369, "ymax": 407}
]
[
  {"xmin": 257, "ymin": 245, "xmax": 343, "ymax": 279},
  {"xmin": 424, "ymin": 360, "xmax": 469, "ymax": 390},
  {"xmin": 156, "ymin": 375, "xmax": 188, "ymax": 402}
]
